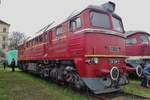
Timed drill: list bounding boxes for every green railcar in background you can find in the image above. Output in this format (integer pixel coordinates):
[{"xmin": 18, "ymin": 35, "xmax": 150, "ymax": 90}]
[{"xmin": 6, "ymin": 50, "xmax": 18, "ymax": 66}]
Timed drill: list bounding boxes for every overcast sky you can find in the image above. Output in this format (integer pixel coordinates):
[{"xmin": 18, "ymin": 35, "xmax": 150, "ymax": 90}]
[{"xmin": 0, "ymin": 0, "xmax": 150, "ymax": 36}]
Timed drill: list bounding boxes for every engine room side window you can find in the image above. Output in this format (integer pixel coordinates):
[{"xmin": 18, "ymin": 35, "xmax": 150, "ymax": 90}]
[
  {"xmin": 90, "ymin": 11, "xmax": 110, "ymax": 29},
  {"xmin": 70, "ymin": 17, "xmax": 81, "ymax": 32},
  {"xmin": 38, "ymin": 36, "xmax": 43, "ymax": 43},
  {"xmin": 44, "ymin": 33, "xmax": 48, "ymax": 41},
  {"xmin": 56, "ymin": 26, "xmax": 63, "ymax": 36},
  {"xmin": 140, "ymin": 34, "xmax": 149, "ymax": 44},
  {"xmin": 126, "ymin": 38, "xmax": 137, "ymax": 45}
]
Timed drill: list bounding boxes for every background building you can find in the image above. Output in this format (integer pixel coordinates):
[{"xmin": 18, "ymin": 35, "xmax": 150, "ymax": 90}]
[{"xmin": 0, "ymin": 20, "xmax": 10, "ymax": 55}]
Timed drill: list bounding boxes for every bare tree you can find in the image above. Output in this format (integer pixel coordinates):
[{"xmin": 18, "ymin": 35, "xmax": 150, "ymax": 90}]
[
  {"xmin": 9, "ymin": 31, "xmax": 26, "ymax": 50},
  {"xmin": 0, "ymin": 49, "xmax": 5, "ymax": 57}
]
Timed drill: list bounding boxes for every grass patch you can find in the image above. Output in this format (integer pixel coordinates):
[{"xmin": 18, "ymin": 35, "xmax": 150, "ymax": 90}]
[
  {"xmin": 123, "ymin": 80, "xmax": 150, "ymax": 98},
  {"xmin": 1, "ymin": 64, "xmax": 150, "ymax": 100},
  {"xmin": 0, "ymin": 66, "xmax": 85, "ymax": 100}
]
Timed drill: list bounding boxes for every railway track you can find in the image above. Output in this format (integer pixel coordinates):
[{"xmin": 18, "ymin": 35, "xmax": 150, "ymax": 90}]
[{"xmin": 86, "ymin": 91, "xmax": 149, "ymax": 100}]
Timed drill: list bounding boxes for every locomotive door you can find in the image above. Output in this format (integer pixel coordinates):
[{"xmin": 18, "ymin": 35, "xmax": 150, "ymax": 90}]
[
  {"xmin": 52, "ymin": 25, "xmax": 67, "ymax": 58},
  {"xmin": 43, "ymin": 31, "xmax": 52, "ymax": 60}
]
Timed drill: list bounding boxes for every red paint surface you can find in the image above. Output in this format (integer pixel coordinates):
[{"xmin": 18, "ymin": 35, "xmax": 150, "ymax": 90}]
[
  {"xmin": 18, "ymin": 7, "xmax": 130, "ymax": 78},
  {"xmin": 126, "ymin": 32, "xmax": 150, "ymax": 56}
]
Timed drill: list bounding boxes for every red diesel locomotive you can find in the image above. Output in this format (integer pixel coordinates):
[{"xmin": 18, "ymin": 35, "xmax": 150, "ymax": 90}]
[
  {"xmin": 18, "ymin": 2, "xmax": 139, "ymax": 94},
  {"xmin": 126, "ymin": 31, "xmax": 150, "ymax": 72}
]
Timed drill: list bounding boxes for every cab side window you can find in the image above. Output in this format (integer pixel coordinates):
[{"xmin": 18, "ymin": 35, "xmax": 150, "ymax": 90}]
[{"xmin": 70, "ymin": 17, "xmax": 81, "ymax": 32}]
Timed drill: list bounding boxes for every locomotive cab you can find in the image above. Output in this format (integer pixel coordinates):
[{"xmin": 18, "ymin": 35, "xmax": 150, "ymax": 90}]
[{"xmin": 70, "ymin": 2, "xmax": 137, "ymax": 94}]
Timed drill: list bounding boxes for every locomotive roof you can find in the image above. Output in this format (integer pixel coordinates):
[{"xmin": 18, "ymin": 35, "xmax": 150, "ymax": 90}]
[
  {"xmin": 125, "ymin": 31, "xmax": 150, "ymax": 37},
  {"xmin": 66, "ymin": 4, "xmax": 121, "ymax": 21},
  {"xmin": 26, "ymin": 3, "xmax": 120, "ymax": 43}
]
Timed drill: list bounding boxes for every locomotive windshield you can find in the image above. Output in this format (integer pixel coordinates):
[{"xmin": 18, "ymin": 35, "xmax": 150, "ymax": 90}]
[
  {"xmin": 126, "ymin": 38, "xmax": 137, "ymax": 45},
  {"xmin": 90, "ymin": 11, "xmax": 111, "ymax": 29},
  {"xmin": 112, "ymin": 17, "xmax": 124, "ymax": 33},
  {"xmin": 90, "ymin": 11, "xmax": 124, "ymax": 33},
  {"xmin": 140, "ymin": 34, "xmax": 149, "ymax": 44}
]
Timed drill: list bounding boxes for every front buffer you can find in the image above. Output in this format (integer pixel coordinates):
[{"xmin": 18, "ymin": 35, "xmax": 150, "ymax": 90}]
[{"xmin": 82, "ymin": 67, "xmax": 128, "ymax": 94}]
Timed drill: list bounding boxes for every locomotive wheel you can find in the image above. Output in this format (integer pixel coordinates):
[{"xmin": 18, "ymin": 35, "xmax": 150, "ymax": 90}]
[
  {"xmin": 73, "ymin": 74, "xmax": 82, "ymax": 89},
  {"xmin": 63, "ymin": 66, "xmax": 84, "ymax": 89},
  {"xmin": 39, "ymin": 68, "xmax": 44, "ymax": 78}
]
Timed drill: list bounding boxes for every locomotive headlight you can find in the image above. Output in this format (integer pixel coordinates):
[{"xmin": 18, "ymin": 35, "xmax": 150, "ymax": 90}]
[
  {"xmin": 101, "ymin": 1, "xmax": 116, "ymax": 13},
  {"xmin": 109, "ymin": 59, "xmax": 119, "ymax": 65},
  {"xmin": 86, "ymin": 57, "xmax": 99, "ymax": 64},
  {"xmin": 92, "ymin": 58, "xmax": 99, "ymax": 64}
]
